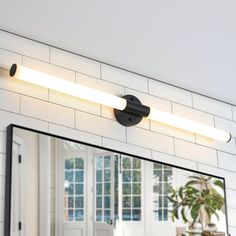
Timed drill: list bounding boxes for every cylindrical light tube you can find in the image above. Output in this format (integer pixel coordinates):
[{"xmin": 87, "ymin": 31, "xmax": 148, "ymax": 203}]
[
  {"xmin": 9, "ymin": 64, "xmax": 127, "ymax": 110},
  {"xmin": 148, "ymin": 108, "xmax": 231, "ymax": 143},
  {"xmin": 9, "ymin": 64, "xmax": 231, "ymax": 143}
]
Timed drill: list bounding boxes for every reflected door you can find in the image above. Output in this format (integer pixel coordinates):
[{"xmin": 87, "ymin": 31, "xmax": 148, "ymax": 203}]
[{"xmin": 93, "ymin": 153, "xmax": 119, "ymax": 236}]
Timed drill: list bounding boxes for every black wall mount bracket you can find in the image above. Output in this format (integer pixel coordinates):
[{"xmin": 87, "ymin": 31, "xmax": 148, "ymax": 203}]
[{"xmin": 114, "ymin": 95, "xmax": 150, "ymax": 127}]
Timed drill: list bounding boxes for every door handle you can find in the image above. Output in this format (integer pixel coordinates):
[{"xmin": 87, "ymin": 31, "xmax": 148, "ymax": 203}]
[{"xmin": 107, "ymin": 219, "xmax": 113, "ymax": 225}]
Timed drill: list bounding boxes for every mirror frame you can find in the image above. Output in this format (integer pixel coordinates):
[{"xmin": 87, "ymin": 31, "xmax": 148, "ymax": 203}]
[{"xmin": 4, "ymin": 124, "xmax": 230, "ymax": 236}]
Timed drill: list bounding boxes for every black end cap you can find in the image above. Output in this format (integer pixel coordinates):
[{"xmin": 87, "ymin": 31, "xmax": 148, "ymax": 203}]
[{"xmin": 9, "ymin": 64, "xmax": 17, "ymax": 77}]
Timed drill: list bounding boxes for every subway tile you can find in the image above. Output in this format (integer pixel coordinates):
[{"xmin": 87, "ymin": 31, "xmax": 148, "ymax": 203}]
[
  {"xmin": 175, "ymin": 139, "xmax": 218, "ymax": 166},
  {"xmin": 102, "ymin": 137, "xmax": 152, "ymax": 159},
  {"xmin": 0, "ymin": 199, "xmax": 3, "ymax": 222},
  {"xmin": 198, "ymin": 163, "xmax": 236, "ymax": 190},
  {"xmin": 228, "ymin": 208, "xmax": 236, "ymax": 227},
  {"xmin": 218, "ymin": 151, "xmax": 236, "ymax": 172},
  {"xmin": 229, "ymin": 226, "xmax": 236, "ymax": 236},
  {"xmin": 233, "ymin": 106, "xmax": 236, "ymax": 122},
  {"xmin": 0, "ymin": 30, "xmax": 49, "ymax": 61},
  {"xmin": 193, "ymin": 94, "xmax": 232, "ymax": 120},
  {"xmin": 196, "ymin": 135, "xmax": 236, "ymax": 155},
  {"xmin": 21, "ymin": 96, "xmax": 74, "ymax": 128},
  {"xmin": 226, "ymin": 189, "xmax": 236, "ymax": 208},
  {"xmin": 0, "ymin": 223, "xmax": 3, "ymax": 236},
  {"xmin": 0, "ymin": 48, "xmax": 22, "ymax": 70},
  {"xmin": 0, "ymin": 176, "xmax": 4, "ymax": 199},
  {"xmin": 0, "ymin": 154, "xmax": 5, "ymax": 176},
  {"xmin": 149, "ymin": 79, "xmax": 192, "ymax": 106},
  {"xmin": 173, "ymin": 103, "xmax": 214, "ymax": 126},
  {"xmin": 0, "ymin": 109, "xmax": 48, "ymax": 132},
  {"xmin": 101, "ymin": 64, "xmax": 148, "ymax": 93},
  {"xmin": 49, "ymin": 123, "xmax": 102, "ymax": 146},
  {"xmin": 151, "ymin": 121, "xmax": 195, "ymax": 142},
  {"xmin": 0, "ymin": 89, "xmax": 20, "ymax": 113},
  {"xmin": 127, "ymin": 127, "xmax": 174, "ymax": 155},
  {"xmin": 215, "ymin": 116, "xmax": 236, "ymax": 138},
  {"xmin": 23, "ymin": 56, "xmax": 76, "ymax": 82},
  {"xmin": 0, "ymin": 69, "xmax": 48, "ymax": 101},
  {"xmin": 49, "ymin": 90, "xmax": 100, "ymax": 116},
  {"xmin": 0, "ymin": 132, "xmax": 6, "ymax": 154},
  {"xmin": 152, "ymin": 151, "xmax": 198, "ymax": 170},
  {"xmin": 76, "ymin": 111, "xmax": 126, "ymax": 142},
  {"xmin": 50, "ymin": 48, "xmax": 100, "ymax": 78}
]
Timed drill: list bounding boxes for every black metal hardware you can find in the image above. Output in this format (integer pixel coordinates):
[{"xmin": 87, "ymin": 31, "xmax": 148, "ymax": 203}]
[
  {"xmin": 114, "ymin": 95, "xmax": 150, "ymax": 127},
  {"xmin": 18, "ymin": 222, "xmax": 22, "ymax": 231},
  {"xmin": 18, "ymin": 155, "xmax": 22, "ymax": 164}
]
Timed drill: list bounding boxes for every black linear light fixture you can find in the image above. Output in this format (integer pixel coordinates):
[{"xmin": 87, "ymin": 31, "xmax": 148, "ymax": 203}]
[{"xmin": 9, "ymin": 63, "xmax": 231, "ymax": 143}]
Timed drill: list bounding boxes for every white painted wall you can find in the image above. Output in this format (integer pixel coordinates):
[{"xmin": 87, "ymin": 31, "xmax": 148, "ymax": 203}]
[{"xmin": 0, "ymin": 30, "xmax": 236, "ymax": 235}]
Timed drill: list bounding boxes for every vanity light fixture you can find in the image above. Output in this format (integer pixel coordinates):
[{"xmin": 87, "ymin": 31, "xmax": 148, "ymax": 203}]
[{"xmin": 9, "ymin": 63, "xmax": 231, "ymax": 143}]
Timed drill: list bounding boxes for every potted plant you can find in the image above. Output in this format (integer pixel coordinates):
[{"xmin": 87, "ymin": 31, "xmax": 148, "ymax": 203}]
[{"xmin": 168, "ymin": 175, "xmax": 225, "ymax": 235}]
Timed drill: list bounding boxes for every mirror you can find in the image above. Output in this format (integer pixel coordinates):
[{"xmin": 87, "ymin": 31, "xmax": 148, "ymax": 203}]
[{"xmin": 5, "ymin": 125, "xmax": 229, "ymax": 236}]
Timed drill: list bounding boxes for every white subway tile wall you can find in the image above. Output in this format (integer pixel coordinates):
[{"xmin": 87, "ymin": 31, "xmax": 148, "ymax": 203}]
[{"xmin": 0, "ymin": 30, "xmax": 236, "ymax": 234}]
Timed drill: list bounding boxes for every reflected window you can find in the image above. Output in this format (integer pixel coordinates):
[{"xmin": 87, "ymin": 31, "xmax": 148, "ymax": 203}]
[
  {"xmin": 153, "ymin": 163, "xmax": 172, "ymax": 221},
  {"xmin": 64, "ymin": 157, "xmax": 84, "ymax": 221},
  {"xmin": 122, "ymin": 157, "xmax": 142, "ymax": 221},
  {"xmin": 95, "ymin": 155, "xmax": 112, "ymax": 222}
]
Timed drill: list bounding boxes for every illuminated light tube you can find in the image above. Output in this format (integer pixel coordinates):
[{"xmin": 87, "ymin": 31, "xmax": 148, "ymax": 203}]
[
  {"xmin": 9, "ymin": 63, "xmax": 231, "ymax": 143},
  {"xmin": 148, "ymin": 108, "xmax": 231, "ymax": 143},
  {"xmin": 9, "ymin": 64, "xmax": 127, "ymax": 110}
]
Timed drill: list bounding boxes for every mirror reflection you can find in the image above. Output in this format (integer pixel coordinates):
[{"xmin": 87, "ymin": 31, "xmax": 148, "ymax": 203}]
[{"xmin": 10, "ymin": 127, "xmax": 228, "ymax": 236}]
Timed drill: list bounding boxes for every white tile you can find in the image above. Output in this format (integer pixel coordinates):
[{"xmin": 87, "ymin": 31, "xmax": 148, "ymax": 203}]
[
  {"xmin": 215, "ymin": 116, "xmax": 236, "ymax": 138},
  {"xmin": 175, "ymin": 139, "xmax": 218, "ymax": 166},
  {"xmin": 233, "ymin": 106, "xmax": 236, "ymax": 122},
  {"xmin": 49, "ymin": 90, "xmax": 101, "ymax": 116},
  {"xmin": 228, "ymin": 208, "xmax": 236, "ymax": 227},
  {"xmin": 76, "ymin": 111, "xmax": 126, "ymax": 142},
  {"xmin": 151, "ymin": 121, "xmax": 195, "ymax": 142},
  {"xmin": 0, "ymin": 109, "xmax": 48, "ymax": 132},
  {"xmin": 196, "ymin": 135, "xmax": 236, "ymax": 155},
  {"xmin": 50, "ymin": 48, "xmax": 100, "ymax": 78},
  {"xmin": 0, "ymin": 176, "xmax": 4, "ymax": 199},
  {"xmin": 218, "ymin": 151, "xmax": 236, "ymax": 172},
  {"xmin": 0, "ymin": 199, "xmax": 3, "ymax": 222},
  {"xmin": 149, "ymin": 79, "xmax": 192, "ymax": 106},
  {"xmin": 198, "ymin": 163, "xmax": 236, "ymax": 190},
  {"xmin": 127, "ymin": 127, "xmax": 174, "ymax": 155},
  {"xmin": 0, "ymin": 30, "xmax": 49, "ymax": 62},
  {"xmin": 21, "ymin": 96, "xmax": 74, "ymax": 128},
  {"xmin": 226, "ymin": 189, "xmax": 236, "ymax": 208},
  {"xmin": 173, "ymin": 103, "xmax": 214, "ymax": 126},
  {"xmin": 0, "ymin": 154, "xmax": 5, "ymax": 176},
  {"xmin": 0, "ymin": 223, "xmax": 3, "ymax": 236},
  {"xmin": 229, "ymin": 226, "xmax": 236, "ymax": 236},
  {"xmin": 49, "ymin": 123, "xmax": 102, "ymax": 146},
  {"xmin": 23, "ymin": 56, "xmax": 76, "ymax": 82},
  {"xmin": 193, "ymin": 94, "xmax": 232, "ymax": 120},
  {"xmin": 0, "ymin": 89, "xmax": 20, "ymax": 113},
  {"xmin": 0, "ymin": 132, "xmax": 5, "ymax": 154},
  {"xmin": 152, "ymin": 151, "xmax": 198, "ymax": 170},
  {"xmin": 76, "ymin": 72, "xmax": 125, "ymax": 95},
  {"xmin": 0, "ymin": 48, "xmax": 22, "ymax": 70},
  {"xmin": 126, "ymin": 88, "xmax": 172, "ymax": 112},
  {"xmin": 101, "ymin": 64, "xmax": 148, "ymax": 93},
  {"xmin": 0, "ymin": 68, "xmax": 48, "ymax": 101},
  {"xmin": 102, "ymin": 137, "xmax": 152, "ymax": 159}
]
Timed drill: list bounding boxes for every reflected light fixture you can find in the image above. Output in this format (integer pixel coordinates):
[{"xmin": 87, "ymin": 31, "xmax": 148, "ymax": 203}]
[{"xmin": 9, "ymin": 64, "xmax": 231, "ymax": 143}]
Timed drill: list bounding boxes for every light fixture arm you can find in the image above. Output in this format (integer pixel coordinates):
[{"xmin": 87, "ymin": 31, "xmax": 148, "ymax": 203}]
[{"xmin": 114, "ymin": 95, "xmax": 150, "ymax": 127}]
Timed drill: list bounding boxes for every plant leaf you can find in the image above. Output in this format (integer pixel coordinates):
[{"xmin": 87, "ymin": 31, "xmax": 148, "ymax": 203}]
[{"xmin": 214, "ymin": 179, "xmax": 224, "ymax": 190}]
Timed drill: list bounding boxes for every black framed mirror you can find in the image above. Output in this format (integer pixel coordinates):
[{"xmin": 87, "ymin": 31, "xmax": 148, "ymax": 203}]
[{"xmin": 4, "ymin": 124, "xmax": 230, "ymax": 236}]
